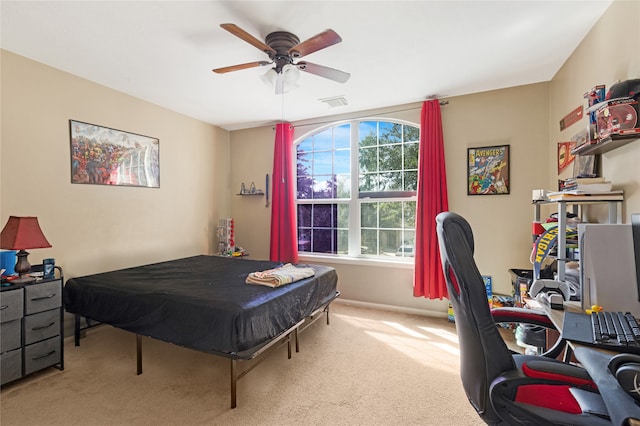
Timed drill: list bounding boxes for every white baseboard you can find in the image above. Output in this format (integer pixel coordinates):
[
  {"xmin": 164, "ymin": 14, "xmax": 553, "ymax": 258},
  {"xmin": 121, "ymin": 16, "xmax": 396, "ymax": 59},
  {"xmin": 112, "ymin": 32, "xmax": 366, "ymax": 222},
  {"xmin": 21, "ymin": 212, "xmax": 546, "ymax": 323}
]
[{"xmin": 333, "ymin": 298, "xmax": 448, "ymax": 319}]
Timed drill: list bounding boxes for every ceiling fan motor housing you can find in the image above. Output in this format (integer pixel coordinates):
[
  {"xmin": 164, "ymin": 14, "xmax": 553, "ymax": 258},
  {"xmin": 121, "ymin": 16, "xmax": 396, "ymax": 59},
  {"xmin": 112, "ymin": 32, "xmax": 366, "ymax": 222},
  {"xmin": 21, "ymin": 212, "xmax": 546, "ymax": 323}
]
[{"xmin": 266, "ymin": 31, "xmax": 300, "ymax": 72}]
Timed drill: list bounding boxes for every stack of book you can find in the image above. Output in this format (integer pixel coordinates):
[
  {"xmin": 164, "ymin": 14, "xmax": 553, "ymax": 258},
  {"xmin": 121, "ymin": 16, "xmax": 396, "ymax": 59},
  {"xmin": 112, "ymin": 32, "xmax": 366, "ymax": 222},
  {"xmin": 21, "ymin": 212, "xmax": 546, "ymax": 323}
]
[
  {"xmin": 558, "ymin": 176, "xmax": 613, "ymax": 192},
  {"xmin": 548, "ymin": 177, "xmax": 622, "ymax": 201},
  {"xmin": 547, "ymin": 177, "xmax": 623, "ymax": 201}
]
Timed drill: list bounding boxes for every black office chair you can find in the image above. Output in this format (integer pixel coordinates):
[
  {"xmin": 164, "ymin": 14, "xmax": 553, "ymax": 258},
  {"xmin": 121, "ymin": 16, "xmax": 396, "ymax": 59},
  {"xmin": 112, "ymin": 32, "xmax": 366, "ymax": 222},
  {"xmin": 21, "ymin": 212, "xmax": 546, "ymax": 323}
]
[{"xmin": 436, "ymin": 211, "xmax": 612, "ymax": 425}]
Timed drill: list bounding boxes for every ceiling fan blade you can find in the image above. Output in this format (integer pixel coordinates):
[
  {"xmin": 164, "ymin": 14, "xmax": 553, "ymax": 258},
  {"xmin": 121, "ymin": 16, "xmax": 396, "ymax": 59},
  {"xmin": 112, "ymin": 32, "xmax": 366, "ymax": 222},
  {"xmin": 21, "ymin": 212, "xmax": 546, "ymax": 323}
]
[
  {"xmin": 220, "ymin": 23, "xmax": 276, "ymax": 55},
  {"xmin": 212, "ymin": 61, "xmax": 271, "ymax": 74},
  {"xmin": 296, "ymin": 61, "xmax": 350, "ymax": 83},
  {"xmin": 289, "ymin": 29, "xmax": 342, "ymax": 58}
]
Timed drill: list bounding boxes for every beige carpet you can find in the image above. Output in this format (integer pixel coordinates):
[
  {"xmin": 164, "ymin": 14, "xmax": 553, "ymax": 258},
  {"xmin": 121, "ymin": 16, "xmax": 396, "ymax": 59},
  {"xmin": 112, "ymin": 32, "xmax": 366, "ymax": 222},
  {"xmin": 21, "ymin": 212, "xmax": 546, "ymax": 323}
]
[{"xmin": 1, "ymin": 302, "xmax": 483, "ymax": 426}]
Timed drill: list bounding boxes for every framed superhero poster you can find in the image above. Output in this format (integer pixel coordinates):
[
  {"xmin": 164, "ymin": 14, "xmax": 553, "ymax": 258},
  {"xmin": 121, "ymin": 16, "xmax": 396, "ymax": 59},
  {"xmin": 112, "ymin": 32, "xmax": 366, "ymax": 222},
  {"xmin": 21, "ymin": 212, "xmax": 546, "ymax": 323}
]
[{"xmin": 467, "ymin": 144, "xmax": 510, "ymax": 195}]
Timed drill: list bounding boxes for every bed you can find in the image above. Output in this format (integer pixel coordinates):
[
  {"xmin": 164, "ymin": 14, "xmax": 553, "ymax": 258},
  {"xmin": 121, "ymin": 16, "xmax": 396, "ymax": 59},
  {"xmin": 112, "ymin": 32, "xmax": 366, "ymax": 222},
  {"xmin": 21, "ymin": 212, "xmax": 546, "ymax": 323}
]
[{"xmin": 63, "ymin": 255, "xmax": 339, "ymax": 408}]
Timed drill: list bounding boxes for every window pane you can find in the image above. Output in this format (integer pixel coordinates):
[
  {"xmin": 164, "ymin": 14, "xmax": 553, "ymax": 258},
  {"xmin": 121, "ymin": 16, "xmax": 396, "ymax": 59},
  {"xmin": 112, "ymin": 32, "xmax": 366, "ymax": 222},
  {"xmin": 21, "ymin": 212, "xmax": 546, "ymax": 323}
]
[
  {"xmin": 404, "ymin": 201, "xmax": 416, "ymax": 227},
  {"xmin": 361, "ymin": 203, "xmax": 377, "ymax": 228},
  {"xmin": 361, "ymin": 229, "xmax": 377, "ymax": 255},
  {"xmin": 379, "ymin": 122, "xmax": 401, "ymax": 144},
  {"xmin": 334, "ymin": 149, "xmax": 350, "ymax": 174},
  {"xmin": 297, "ymin": 176, "xmax": 313, "ymax": 199},
  {"xmin": 312, "ymin": 228, "xmax": 335, "ymax": 253},
  {"xmin": 337, "ymin": 204, "xmax": 349, "ymax": 228},
  {"xmin": 337, "ymin": 229, "xmax": 349, "ymax": 254},
  {"xmin": 298, "ymin": 231, "xmax": 311, "ymax": 252},
  {"xmin": 359, "ymin": 121, "xmax": 377, "ymax": 147},
  {"xmin": 379, "ymin": 171, "xmax": 402, "ymax": 191},
  {"xmin": 404, "ymin": 171, "xmax": 417, "ymax": 191},
  {"xmin": 404, "ymin": 142, "xmax": 419, "ymax": 169},
  {"xmin": 297, "ymin": 151, "xmax": 311, "ymax": 176},
  {"xmin": 379, "ymin": 202, "xmax": 402, "ymax": 228},
  {"xmin": 402, "ymin": 230, "xmax": 415, "ymax": 246},
  {"xmin": 314, "ymin": 129, "xmax": 332, "ymax": 151},
  {"xmin": 359, "ymin": 173, "xmax": 378, "ymax": 192},
  {"xmin": 298, "ymin": 204, "xmax": 312, "ymax": 227},
  {"xmin": 336, "ymin": 174, "xmax": 351, "ymax": 198},
  {"xmin": 334, "ymin": 124, "xmax": 351, "ymax": 149},
  {"xmin": 312, "ymin": 204, "xmax": 335, "ymax": 227},
  {"xmin": 359, "ymin": 146, "xmax": 377, "ymax": 173},
  {"xmin": 380, "ymin": 229, "xmax": 401, "ymax": 255},
  {"xmin": 313, "ymin": 150, "xmax": 333, "ymax": 175},
  {"xmin": 379, "ymin": 145, "xmax": 402, "ymax": 171},
  {"xmin": 312, "ymin": 176, "xmax": 335, "ymax": 199},
  {"xmin": 404, "ymin": 125, "xmax": 419, "ymax": 142},
  {"xmin": 297, "ymin": 138, "xmax": 312, "ymax": 152}
]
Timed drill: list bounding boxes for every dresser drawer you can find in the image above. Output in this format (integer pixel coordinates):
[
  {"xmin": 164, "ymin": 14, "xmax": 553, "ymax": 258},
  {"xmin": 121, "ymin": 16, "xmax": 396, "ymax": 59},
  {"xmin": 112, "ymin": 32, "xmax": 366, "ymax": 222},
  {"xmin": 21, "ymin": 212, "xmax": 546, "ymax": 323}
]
[
  {"xmin": 24, "ymin": 337, "xmax": 61, "ymax": 375},
  {"xmin": 0, "ymin": 288, "xmax": 24, "ymax": 322},
  {"xmin": 25, "ymin": 280, "xmax": 61, "ymax": 314},
  {"xmin": 1, "ymin": 319, "xmax": 21, "ymax": 353},
  {"xmin": 1, "ymin": 348, "xmax": 23, "ymax": 385},
  {"xmin": 24, "ymin": 309, "xmax": 60, "ymax": 345}
]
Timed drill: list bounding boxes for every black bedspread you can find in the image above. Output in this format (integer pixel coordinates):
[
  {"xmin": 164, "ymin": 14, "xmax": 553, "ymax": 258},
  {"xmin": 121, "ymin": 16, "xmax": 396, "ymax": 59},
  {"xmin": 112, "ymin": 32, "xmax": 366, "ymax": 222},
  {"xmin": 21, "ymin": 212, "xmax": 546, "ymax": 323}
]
[{"xmin": 64, "ymin": 255, "xmax": 338, "ymax": 358}]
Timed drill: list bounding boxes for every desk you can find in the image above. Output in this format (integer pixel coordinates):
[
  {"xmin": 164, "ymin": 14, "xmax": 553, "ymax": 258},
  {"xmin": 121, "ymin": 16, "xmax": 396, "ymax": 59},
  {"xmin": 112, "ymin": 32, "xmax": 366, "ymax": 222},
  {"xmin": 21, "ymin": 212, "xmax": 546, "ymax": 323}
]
[{"xmin": 525, "ymin": 298, "xmax": 640, "ymax": 425}]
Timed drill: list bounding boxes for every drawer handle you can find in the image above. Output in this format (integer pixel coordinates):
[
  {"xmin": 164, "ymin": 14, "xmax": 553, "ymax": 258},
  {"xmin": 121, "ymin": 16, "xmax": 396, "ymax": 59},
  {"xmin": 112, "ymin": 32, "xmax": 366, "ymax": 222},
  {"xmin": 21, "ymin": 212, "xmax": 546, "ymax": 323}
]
[
  {"xmin": 32, "ymin": 350, "xmax": 56, "ymax": 361},
  {"xmin": 31, "ymin": 293, "xmax": 56, "ymax": 301},
  {"xmin": 0, "ymin": 305, "xmax": 8, "ymax": 310},
  {"xmin": 32, "ymin": 321, "xmax": 56, "ymax": 331}
]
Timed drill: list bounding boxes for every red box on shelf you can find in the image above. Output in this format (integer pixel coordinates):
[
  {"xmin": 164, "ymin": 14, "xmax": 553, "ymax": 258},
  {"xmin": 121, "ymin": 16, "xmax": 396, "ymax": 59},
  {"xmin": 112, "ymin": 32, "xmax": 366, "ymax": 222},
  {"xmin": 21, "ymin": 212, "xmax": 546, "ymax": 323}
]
[{"xmin": 596, "ymin": 97, "xmax": 640, "ymax": 139}]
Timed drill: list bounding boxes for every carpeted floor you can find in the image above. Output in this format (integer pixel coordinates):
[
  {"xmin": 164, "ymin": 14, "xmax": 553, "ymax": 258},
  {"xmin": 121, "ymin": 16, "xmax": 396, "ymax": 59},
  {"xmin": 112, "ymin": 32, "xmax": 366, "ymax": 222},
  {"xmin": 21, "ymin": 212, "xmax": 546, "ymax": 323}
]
[{"xmin": 1, "ymin": 302, "xmax": 484, "ymax": 425}]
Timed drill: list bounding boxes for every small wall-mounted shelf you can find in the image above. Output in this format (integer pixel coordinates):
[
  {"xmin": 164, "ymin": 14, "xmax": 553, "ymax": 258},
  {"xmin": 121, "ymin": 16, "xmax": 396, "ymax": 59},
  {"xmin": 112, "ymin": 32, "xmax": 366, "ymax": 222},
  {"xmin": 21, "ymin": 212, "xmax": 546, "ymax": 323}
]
[
  {"xmin": 236, "ymin": 192, "xmax": 264, "ymax": 196},
  {"xmin": 571, "ymin": 135, "xmax": 638, "ymax": 156}
]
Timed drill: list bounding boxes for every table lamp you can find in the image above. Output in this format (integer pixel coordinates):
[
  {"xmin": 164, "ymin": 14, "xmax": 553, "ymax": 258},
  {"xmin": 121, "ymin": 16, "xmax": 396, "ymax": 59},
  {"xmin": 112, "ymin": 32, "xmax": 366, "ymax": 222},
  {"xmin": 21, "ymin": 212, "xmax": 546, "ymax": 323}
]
[{"xmin": 0, "ymin": 216, "xmax": 52, "ymax": 283}]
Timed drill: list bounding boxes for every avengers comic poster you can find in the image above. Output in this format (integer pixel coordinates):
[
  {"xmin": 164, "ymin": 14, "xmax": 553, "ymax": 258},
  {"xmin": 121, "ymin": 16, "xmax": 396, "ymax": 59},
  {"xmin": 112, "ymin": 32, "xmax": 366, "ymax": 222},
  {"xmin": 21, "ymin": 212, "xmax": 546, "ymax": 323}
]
[{"xmin": 467, "ymin": 145, "xmax": 509, "ymax": 195}]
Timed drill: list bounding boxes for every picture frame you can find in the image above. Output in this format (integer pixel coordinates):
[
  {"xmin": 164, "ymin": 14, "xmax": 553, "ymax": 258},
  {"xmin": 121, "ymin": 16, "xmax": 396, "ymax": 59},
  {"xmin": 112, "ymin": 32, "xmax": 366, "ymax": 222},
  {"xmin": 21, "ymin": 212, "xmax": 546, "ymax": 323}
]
[
  {"xmin": 69, "ymin": 120, "xmax": 160, "ymax": 187},
  {"xmin": 467, "ymin": 144, "xmax": 510, "ymax": 195}
]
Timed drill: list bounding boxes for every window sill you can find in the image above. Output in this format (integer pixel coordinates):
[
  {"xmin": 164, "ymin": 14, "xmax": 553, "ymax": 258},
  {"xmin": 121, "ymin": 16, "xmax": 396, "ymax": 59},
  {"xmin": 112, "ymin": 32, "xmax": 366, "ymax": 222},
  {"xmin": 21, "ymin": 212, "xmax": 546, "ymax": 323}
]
[{"xmin": 298, "ymin": 253, "xmax": 415, "ymax": 269}]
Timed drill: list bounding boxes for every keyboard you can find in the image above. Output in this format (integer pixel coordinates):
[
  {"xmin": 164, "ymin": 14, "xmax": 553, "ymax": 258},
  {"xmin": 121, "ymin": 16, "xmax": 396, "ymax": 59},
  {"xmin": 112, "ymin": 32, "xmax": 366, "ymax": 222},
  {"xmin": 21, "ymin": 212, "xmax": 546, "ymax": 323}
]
[{"xmin": 562, "ymin": 311, "xmax": 640, "ymax": 354}]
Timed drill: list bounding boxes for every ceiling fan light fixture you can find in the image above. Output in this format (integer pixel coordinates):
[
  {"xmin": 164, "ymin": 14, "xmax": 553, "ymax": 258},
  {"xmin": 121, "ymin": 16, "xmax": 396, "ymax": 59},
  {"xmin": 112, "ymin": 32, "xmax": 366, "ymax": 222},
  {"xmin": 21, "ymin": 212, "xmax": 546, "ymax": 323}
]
[
  {"xmin": 261, "ymin": 67, "xmax": 278, "ymax": 87},
  {"xmin": 262, "ymin": 64, "xmax": 299, "ymax": 95}
]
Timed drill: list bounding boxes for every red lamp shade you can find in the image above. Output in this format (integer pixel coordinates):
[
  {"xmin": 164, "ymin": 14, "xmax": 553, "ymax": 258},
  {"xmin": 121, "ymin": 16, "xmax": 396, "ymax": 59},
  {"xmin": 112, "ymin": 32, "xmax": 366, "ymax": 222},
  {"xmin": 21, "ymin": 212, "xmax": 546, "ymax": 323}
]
[
  {"xmin": 1, "ymin": 216, "xmax": 51, "ymax": 282},
  {"xmin": 1, "ymin": 216, "xmax": 51, "ymax": 250}
]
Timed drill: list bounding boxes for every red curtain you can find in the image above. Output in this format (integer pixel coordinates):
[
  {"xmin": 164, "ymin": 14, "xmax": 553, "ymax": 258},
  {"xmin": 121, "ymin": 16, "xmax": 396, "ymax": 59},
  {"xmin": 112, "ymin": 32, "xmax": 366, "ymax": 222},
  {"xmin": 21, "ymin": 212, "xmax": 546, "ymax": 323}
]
[
  {"xmin": 270, "ymin": 122, "xmax": 299, "ymax": 263},
  {"xmin": 413, "ymin": 100, "xmax": 449, "ymax": 299}
]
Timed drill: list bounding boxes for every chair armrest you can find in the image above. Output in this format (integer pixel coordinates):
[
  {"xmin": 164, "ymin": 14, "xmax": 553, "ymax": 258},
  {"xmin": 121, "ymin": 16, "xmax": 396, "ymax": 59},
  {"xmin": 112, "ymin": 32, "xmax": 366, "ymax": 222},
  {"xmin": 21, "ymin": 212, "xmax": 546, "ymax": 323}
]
[
  {"xmin": 491, "ymin": 307, "xmax": 567, "ymax": 359},
  {"xmin": 491, "ymin": 307, "xmax": 555, "ymax": 329}
]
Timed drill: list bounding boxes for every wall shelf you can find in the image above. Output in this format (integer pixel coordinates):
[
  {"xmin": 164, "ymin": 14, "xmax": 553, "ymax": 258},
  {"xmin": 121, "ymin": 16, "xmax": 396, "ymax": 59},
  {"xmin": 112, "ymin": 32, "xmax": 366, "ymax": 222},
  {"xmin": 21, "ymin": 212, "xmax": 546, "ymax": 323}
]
[
  {"xmin": 571, "ymin": 135, "xmax": 638, "ymax": 156},
  {"xmin": 236, "ymin": 192, "xmax": 264, "ymax": 196}
]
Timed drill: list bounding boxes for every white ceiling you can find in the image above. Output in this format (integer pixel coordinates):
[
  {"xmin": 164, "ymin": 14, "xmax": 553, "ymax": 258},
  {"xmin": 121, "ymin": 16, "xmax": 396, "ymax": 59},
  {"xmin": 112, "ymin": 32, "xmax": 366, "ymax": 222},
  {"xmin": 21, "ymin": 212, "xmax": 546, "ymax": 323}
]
[{"xmin": 1, "ymin": 1, "xmax": 613, "ymax": 131}]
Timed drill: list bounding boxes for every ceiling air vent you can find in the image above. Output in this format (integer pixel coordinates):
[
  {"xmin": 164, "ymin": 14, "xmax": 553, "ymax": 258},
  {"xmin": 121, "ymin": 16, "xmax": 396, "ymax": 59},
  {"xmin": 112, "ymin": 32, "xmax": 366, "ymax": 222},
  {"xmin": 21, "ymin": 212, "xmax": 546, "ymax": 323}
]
[{"xmin": 319, "ymin": 96, "xmax": 348, "ymax": 108}]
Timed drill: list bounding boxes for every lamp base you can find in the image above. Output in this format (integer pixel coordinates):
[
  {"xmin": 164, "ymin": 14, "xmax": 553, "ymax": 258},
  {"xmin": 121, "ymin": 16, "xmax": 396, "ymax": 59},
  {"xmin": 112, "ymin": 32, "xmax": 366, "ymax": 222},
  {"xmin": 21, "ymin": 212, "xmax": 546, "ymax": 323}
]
[{"xmin": 13, "ymin": 250, "xmax": 34, "ymax": 283}]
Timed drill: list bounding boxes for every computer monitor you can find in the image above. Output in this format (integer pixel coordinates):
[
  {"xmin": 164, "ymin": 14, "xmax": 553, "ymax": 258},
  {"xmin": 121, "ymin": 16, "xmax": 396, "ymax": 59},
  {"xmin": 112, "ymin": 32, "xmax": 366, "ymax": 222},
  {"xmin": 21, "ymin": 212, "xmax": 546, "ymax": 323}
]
[{"xmin": 578, "ymin": 219, "xmax": 640, "ymax": 316}]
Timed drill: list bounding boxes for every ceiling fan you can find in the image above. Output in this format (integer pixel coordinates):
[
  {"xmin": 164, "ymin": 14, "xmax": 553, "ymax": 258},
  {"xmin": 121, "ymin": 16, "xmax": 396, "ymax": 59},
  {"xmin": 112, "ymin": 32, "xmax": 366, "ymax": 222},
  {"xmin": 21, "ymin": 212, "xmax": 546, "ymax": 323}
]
[{"xmin": 212, "ymin": 23, "xmax": 350, "ymax": 92}]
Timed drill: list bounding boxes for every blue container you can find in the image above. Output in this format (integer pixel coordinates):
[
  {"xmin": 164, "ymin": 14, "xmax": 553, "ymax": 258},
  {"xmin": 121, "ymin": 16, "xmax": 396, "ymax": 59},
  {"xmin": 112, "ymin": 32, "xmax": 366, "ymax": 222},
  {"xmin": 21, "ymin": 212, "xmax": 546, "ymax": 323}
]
[{"xmin": 1, "ymin": 250, "xmax": 17, "ymax": 275}]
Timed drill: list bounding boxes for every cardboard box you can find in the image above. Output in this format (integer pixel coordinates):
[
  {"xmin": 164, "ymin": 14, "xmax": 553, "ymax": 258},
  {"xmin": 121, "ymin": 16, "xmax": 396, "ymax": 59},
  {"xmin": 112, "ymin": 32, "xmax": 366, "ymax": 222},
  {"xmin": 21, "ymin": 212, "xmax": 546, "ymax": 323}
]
[{"xmin": 596, "ymin": 97, "xmax": 640, "ymax": 139}]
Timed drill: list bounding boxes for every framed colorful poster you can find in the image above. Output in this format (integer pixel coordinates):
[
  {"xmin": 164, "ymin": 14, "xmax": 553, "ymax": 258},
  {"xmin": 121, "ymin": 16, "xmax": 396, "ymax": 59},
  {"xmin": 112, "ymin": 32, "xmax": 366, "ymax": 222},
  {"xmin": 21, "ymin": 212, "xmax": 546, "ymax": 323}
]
[
  {"xmin": 467, "ymin": 144, "xmax": 510, "ymax": 195},
  {"xmin": 69, "ymin": 120, "xmax": 160, "ymax": 188}
]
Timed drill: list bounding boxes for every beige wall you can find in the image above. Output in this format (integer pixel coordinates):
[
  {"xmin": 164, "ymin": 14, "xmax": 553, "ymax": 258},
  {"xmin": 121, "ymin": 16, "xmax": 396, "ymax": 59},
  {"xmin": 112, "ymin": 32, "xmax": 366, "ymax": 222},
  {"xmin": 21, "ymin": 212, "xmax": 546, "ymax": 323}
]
[
  {"xmin": 549, "ymin": 0, "xmax": 640, "ymax": 221},
  {"xmin": 0, "ymin": 50, "xmax": 231, "ymax": 280},
  {"xmin": 230, "ymin": 83, "xmax": 550, "ymax": 314}
]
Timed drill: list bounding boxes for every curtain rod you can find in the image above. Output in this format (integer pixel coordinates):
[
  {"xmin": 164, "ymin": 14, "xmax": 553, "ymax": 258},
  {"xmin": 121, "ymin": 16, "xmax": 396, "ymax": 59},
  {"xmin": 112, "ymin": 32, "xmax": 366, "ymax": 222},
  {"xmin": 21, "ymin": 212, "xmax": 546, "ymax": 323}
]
[{"xmin": 289, "ymin": 100, "xmax": 449, "ymax": 129}]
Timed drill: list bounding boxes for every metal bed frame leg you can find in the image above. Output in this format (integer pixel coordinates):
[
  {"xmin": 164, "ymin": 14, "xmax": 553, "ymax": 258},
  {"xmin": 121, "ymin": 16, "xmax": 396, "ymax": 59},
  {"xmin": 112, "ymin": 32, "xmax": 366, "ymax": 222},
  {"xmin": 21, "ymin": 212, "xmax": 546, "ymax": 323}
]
[
  {"xmin": 230, "ymin": 360, "xmax": 237, "ymax": 409},
  {"xmin": 74, "ymin": 314, "xmax": 81, "ymax": 346},
  {"xmin": 136, "ymin": 334, "xmax": 143, "ymax": 375}
]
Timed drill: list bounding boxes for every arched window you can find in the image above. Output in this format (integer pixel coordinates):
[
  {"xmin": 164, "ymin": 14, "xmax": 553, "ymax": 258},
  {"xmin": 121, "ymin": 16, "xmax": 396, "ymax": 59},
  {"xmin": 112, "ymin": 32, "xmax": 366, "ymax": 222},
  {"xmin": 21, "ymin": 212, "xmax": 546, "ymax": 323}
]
[{"xmin": 295, "ymin": 120, "xmax": 419, "ymax": 259}]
